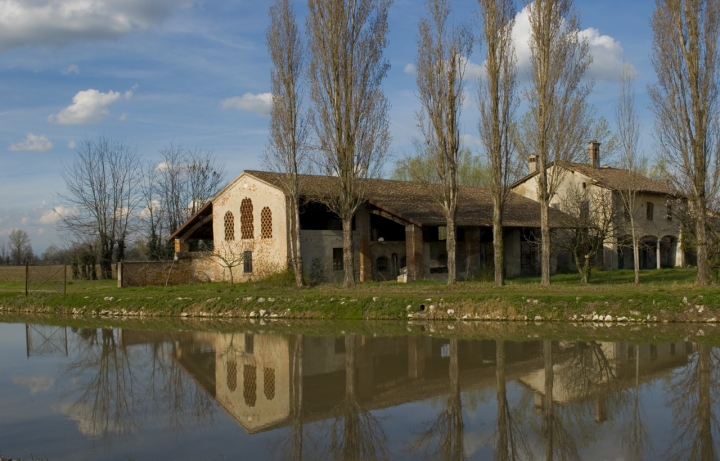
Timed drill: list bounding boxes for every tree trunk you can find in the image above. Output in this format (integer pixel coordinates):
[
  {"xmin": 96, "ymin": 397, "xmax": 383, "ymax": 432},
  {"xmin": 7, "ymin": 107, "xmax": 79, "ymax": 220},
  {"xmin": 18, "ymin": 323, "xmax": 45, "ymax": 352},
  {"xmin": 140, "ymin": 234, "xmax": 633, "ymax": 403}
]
[
  {"xmin": 540, "ymin": 203, "xmax": 551, "ymax": 286},
  {"xmin": 632, "ymin": 219, "xmax": 640, "ymax": 284},
  {"xmin": 495, "ymin": 340, "xmax": 508, "ymax": 459},
  {"xmin": 695, "ymin": 197, "xmax": 710, "ymax": 285},
  {"xmin": 543, "ymin": 340, "xmax": 554, "ymax": 461},
  {"xmin": 493, "ymin": 202, "xmax": 505, "ymax": 286},
  {"xmin": 291, "ymin": 200, "xmax": 305, "ymax": 287},
  {"xmin": 342, "ymin": 217, "xmax": 355, "ymax": 287},
  {"xmin": 446, "ymin": 215, "xmax": 457, "ymax": 286}
]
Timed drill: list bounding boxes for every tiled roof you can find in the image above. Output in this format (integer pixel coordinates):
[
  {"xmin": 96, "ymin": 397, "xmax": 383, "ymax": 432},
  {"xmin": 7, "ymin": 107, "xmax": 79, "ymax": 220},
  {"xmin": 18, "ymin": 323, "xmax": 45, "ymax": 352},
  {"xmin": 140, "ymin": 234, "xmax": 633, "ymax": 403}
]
[
  {"xmin": 512, "ymin": 162, "xmax": 677, "ymax": 195},
  {"xmin": 247, "ymin": 170, "xmax": 570, "ymax": 228}
]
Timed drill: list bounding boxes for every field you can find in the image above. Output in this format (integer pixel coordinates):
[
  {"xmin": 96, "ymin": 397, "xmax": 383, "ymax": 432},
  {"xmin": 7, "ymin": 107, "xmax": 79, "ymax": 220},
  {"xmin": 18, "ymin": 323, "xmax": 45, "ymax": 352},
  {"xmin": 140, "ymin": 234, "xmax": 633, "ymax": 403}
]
[{"xmin": 1, "ymin": 267, "xmax": 719, "ymax": 323}]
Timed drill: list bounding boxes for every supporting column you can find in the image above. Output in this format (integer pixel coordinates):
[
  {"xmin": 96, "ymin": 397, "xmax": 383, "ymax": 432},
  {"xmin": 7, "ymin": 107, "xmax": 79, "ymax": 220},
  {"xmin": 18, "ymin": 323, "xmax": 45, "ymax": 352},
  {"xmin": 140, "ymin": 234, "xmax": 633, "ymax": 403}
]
[
  {"xmin": 656, "ymin": 237, "xmax": 662, "ymax": 269},
  {"xmin": 405, "ymin": 224, "xmax": 424, "ymax": 281},
  {"xmin": 358, "ymin": 207, "xmax": 372, "ymax": 282}
]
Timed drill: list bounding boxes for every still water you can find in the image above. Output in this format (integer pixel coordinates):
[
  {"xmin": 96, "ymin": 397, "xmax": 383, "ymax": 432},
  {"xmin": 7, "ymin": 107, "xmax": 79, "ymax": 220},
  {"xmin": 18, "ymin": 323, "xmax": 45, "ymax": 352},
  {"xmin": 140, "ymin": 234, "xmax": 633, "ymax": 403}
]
[{"xmin": 0, "ymin": 320, "xmax": 718, "ymax": 460}]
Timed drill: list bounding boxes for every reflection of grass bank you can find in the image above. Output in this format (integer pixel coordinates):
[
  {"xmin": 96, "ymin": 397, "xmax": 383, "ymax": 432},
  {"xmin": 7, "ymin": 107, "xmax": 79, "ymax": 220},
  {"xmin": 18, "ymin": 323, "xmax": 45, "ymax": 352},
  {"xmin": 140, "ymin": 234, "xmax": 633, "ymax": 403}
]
[{"xmin": 1, "ymin": 268, "xmax": 719, "ymax": 324}]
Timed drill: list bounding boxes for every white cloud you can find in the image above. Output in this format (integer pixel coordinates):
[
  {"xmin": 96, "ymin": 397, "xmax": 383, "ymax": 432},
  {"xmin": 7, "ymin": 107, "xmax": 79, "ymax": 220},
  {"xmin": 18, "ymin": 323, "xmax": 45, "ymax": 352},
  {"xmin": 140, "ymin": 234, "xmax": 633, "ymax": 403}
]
[
  {"xmin": 0, "ymin": 0, "xmax": 194, "ymax": 52},
  {"xmin": 221, "ymin": 93, "xmax": 273, "ymax": 115},
  {"xmin": 459, "ymin": 56, "xmax": 485, "ymax": 81},
  {"xmin": 9, "ymin": 133, "xmax": 53, "ymax": 152},
  {"xmin": 117, "ymin": 113, "xmax": 127, "ymax": 122},
  {"xmin": 40, "ymin": 205, "xmax": 78, "ymax": 224},
  {"xmin": 511, "ymin": 4, "xmax": 633, "ymax": 82},
  {"xmin": 156, "ymin": 161, "xmax": 170, "ymax": 172},
  {"xmin": 404, "ymin": 63, "xmax": 416, "ymax": 74},
  {"xmin": 61, "ymin": 64, "xmax": 79, "ymax": 75},
  {"xmin": 68, "ymin": 139, "xmax": 77, "ymax": 149},
  {"xmin": 48, "ymin": 87, "xmax": 133, "ymax": 124},
  {"xmin": 13, "ymin": 375, "xmax": 55, "ymax": 393},
  {"xmin": 461, "ymin": 133, "xmax": 483, "ymax": 148}
]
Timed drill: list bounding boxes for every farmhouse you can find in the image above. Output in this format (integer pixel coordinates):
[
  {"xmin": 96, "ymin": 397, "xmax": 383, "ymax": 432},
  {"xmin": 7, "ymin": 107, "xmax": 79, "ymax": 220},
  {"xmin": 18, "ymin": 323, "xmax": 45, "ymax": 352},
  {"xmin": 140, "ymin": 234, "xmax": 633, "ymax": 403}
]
[
  {"xmin": 511, "ymin": 141, "xmax": 685, "ymax": 271},
  {"xmin": 169, "ymin": 170, "xmax": 571, "ymax": 283}
]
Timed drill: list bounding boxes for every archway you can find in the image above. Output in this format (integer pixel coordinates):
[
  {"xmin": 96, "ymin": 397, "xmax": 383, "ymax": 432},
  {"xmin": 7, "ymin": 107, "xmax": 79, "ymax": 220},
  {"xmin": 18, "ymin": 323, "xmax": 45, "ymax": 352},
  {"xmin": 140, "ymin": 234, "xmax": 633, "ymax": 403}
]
[
  {"xmin": 639, "ymin": 236, "xmax": 658, "ymax": 270},
  {"xmin": 659, "ymin": 235, "xmax": 677, "ymax": 268}
]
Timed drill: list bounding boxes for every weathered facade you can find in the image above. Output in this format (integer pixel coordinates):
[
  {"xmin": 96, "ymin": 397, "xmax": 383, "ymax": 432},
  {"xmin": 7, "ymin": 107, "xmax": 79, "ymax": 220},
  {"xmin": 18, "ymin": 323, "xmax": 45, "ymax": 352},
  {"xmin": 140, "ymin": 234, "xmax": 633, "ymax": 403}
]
[
  {"xmin": 169, "ymin": 171, "xmax": 571, "ymax": 283},
  {"xmin": 512, "ymin": 142, "xmax": 684, "ymax": 271}
]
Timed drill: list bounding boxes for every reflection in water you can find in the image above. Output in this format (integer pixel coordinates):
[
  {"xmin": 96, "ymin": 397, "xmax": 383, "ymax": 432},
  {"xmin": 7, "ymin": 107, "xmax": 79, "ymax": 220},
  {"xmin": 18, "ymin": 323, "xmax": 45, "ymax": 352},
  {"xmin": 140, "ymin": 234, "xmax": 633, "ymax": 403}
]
[{"xmin": 9, "ymin": 323, "xmax": 720, "ymax": 460}]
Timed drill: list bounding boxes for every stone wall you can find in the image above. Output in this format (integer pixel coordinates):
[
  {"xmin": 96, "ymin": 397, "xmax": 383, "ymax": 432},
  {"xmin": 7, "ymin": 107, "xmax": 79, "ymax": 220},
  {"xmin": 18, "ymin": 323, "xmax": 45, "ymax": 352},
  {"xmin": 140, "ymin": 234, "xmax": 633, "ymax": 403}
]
[{"xmin": 118, "ymin": 260, "xmax": 198, "ymax": 287}]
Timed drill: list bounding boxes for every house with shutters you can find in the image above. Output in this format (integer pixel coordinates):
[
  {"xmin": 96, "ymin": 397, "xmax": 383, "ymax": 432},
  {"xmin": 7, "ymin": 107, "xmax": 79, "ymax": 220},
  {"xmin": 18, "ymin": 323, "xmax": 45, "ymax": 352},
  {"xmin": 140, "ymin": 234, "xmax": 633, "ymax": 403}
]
[
  {"xmin": 168, "ymin": 170, "xmax": 572, "ymax": 283},
  {"xmin": 511, "ymin": 141, "xmax": 685, "ymax": 271}
]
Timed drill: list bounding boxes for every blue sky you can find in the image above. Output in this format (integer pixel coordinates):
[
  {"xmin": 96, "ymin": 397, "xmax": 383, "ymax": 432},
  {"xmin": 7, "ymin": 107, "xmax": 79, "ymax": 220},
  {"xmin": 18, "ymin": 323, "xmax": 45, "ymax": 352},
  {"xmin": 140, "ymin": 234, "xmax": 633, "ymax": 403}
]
[{"xmin": 0, "ymin": 0, "xmax": 658, "ymax": 253}]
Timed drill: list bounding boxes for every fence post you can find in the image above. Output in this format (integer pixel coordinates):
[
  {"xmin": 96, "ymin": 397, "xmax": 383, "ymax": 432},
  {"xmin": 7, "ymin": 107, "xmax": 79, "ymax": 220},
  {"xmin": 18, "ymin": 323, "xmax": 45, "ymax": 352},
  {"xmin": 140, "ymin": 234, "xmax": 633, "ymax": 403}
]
[
  {"xmin": 25, "ymin": 261, "xmax": 29, "ymax": 297},
  {"xmin": 64, "ymin": 265, "xmax": 67, "ymax": 295}
]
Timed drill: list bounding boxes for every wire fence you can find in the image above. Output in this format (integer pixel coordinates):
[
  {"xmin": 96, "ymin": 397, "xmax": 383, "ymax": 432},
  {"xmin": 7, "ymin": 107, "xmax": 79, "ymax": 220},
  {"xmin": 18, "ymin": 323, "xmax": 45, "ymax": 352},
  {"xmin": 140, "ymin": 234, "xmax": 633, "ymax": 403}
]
[{"xmin": 0, "ymin": 263, "xmax": 69, "ymax": 295}]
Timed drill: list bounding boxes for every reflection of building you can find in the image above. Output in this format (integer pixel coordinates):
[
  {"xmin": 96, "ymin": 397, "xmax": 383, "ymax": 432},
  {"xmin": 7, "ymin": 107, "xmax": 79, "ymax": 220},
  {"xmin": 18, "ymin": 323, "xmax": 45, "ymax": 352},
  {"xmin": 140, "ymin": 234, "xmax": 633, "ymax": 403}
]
[{"xmin": 121, "ymin": 330, "xmax": 695, "ymax": 435}]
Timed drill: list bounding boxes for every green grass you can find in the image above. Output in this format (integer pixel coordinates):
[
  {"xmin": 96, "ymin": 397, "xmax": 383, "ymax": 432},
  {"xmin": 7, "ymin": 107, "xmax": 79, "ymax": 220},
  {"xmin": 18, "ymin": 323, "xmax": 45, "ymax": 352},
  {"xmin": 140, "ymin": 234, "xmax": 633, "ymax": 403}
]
[{"xmin": 1, "ymin": 267, "xmax": 718, "ymax": 323}]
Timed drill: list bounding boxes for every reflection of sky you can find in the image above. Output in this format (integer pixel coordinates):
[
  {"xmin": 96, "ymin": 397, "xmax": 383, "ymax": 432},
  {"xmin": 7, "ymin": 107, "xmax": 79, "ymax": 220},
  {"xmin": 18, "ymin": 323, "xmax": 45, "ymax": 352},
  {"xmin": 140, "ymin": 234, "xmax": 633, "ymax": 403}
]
[{"xmin": 0, "ymin": 321, "xmax": 717, "ymax": 461}]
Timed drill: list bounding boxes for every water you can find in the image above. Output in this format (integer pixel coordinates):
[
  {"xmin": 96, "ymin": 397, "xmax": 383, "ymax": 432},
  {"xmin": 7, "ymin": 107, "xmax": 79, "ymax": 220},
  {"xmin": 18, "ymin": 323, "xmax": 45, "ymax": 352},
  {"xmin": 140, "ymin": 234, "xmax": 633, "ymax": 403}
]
[{"xmin": 0, "ymin": 319, "xmax": 718, "ymax": 460}]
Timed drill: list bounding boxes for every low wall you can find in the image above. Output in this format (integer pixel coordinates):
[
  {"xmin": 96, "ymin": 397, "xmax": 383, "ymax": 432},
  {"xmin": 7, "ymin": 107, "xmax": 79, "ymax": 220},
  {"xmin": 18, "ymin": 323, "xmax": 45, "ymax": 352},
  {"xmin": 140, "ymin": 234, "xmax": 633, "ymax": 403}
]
[{"xmin": 119, "ymin": 260, "xmax": 194, "ymax": 287}]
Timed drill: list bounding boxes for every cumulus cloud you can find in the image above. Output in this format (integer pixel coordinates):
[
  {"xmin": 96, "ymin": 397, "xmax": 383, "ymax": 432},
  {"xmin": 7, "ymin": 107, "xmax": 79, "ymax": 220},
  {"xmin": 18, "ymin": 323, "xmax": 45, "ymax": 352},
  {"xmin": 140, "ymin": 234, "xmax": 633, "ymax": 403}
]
[
  {"xmin": 404, "ymin": 63, "xmax": 416, "ymax": 74},
  {"xmin": 68, "ymin": 139, "xmax": 77, "ymax": 149},
  {"xmin": 0, "ymin": 0, "xmax": 193, "ymax": 52},
  {"xmin": 13, "ymin": 375, "xmax": 55, "ymax": 393},
  {"xmin": 9, "ymin": 133, "xmax": 53, "ymax": 152},
  {"xmin": 48, "ymin": 87, "xmax": 134, "ymax": 124},
  {"xmin": 117, "ymin": 113, "xmax": 127, "ymax": 122},
  {"xmin": 221, "ymin": 93, "xmax": 273, "ymax": 116},
  {"xmin": 39, "ymin": 206, "xmax": 77, "ymax": 224},
  {"xmin": 510, "ymin": 4, "xmax": 633, "ymax": 82},
  {"xmin": 61, "ymin": 64, "xmax": 79, "ymax": 75},
  {"xmin": 459, "ymin": 56, "xmax": 485, "ymax": 81},
  {"xmin": 461, "ymin": 133, "xmax": 483, "ymax": 147}
]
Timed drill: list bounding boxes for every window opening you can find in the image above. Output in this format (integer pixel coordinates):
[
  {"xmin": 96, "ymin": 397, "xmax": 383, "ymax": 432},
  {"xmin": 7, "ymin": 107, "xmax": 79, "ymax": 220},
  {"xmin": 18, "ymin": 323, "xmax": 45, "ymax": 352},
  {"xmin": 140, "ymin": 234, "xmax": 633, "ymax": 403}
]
[
  {"xmin": 245, "ymin": 334, "xmax": 254, "ymax": 354},
  {"xmin": 333, "ymin": 248, "xmax": 343, "ymax": 271},
  {"xmin": 646, "ymin": 202, "xmax": 654, "ymax": 221},
  {"xmin": 261, "ymin": 207, "xmax": 272, "ymax": 239},
  {"xmin": 224, "ymin": 211, "xmax": 235, "ymax": 241},
  {"xmin": 244, "ymin": 251, "xmax": 253, "ymax": 273},
  {"xmin": 226, "ymin": 359, "xmax": 237, "ymax": 392},
  {"xmin": 243, "ymin": 365, "xmax": 257, "ymax": 407},
  {"xmin": 376, "ymin": 256, "xmax": 389, "ymax": 272},
  {"xmin": 241, "ymin": 198, "xmax": 254, "ymax": 239},
  {"xmin": 264, "ymin": 368, "xmax": 276, "ymax": 400}
]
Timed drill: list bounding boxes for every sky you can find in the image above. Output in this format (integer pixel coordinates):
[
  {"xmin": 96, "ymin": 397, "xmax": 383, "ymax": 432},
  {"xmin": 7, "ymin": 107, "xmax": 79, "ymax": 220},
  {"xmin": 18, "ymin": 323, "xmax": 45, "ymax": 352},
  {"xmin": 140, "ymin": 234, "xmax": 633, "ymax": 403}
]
[{"xmin": 0, "ymin": 0, "xmax": 658, "ymax": 254}]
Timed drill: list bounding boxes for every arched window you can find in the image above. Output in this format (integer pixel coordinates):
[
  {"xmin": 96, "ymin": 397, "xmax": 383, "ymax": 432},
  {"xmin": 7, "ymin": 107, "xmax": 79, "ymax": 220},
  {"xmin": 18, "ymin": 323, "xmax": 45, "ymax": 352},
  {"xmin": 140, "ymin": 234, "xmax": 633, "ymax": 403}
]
[
  {"xmin": 226, "ymin": 359, "xmax": 237, "ymax": 392},
  {"xmin": 243, "ymin": 365, "xmax": 257, "ymax": 407},
  {"xmin": 261, "ymin": 207, "xmax": 272, "ymax": 239},
  {"xmin": 264, "ymin": 367, "xmax": 275, "ymax": 400},
  {"xmin": 241, "ymin": 198, "xmax": 254, "ymax": 239},
  {"xmin": 224, "ymin": 211, "xmax": 235, "ymax": 241},
  {"xmin": 376, "ymin": 256, "xmax": 389, "ymax": 272}
]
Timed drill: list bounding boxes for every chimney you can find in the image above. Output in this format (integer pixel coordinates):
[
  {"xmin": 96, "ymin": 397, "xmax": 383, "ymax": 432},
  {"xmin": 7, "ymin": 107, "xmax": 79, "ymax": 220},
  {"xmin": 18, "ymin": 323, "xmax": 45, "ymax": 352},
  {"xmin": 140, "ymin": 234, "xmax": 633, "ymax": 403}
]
[
  {"xmin": 528, "ymin": 154, "xmax": 538, "ymax": 173},
  {"xmin": 588, "ymin": 140, "xmax": 601, "ymax": 168}
]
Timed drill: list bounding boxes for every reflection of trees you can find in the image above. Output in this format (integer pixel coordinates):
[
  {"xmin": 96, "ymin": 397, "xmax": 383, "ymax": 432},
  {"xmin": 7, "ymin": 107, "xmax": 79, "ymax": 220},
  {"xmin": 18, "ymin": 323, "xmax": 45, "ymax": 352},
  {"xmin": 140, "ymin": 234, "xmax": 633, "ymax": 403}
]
[
  {"xmin": 413, "ymin": 339, "xmax": 464, "ymax": 460},
  {"xmin": 665, "ymin": 344, "xmax": 720, "ymax": 461},
  {"xmin": 619, "ymin": 344, "xmax": 652, "ymax": 461},
  {"xmin": 66, "ymin": 328, "xmax": 216, "ymax": 442},
  {"xmin": 494, "ymin": 340, "xmax": 530, "ymax": 461},
  {"xmin": 270, "ymin": 334, "xmax": 306, "ymax": 461},
  {"xmin": 327, "ymin": 334, "xmax": 389, "ymax": 461}
]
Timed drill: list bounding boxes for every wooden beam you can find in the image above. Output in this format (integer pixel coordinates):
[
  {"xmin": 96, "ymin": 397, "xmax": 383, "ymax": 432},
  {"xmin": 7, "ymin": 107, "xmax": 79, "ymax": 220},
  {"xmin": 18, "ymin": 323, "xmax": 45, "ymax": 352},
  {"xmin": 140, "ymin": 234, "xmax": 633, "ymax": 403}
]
[
  {"xmin": 370, "ymin": 208, "xmax": 411, "ymax": 227},
  {"xmin": 179, "ymin": 214, "xmax": 213, "ymax": 241}
]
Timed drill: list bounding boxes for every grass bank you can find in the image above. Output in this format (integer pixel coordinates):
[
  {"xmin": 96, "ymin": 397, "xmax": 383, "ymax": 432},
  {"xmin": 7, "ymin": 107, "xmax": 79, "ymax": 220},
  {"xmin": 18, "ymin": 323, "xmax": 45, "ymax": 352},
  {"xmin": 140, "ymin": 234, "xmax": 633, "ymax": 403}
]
[{"xmin": 1, "ymin": 268, "xmax": 719, "ymax": 324}]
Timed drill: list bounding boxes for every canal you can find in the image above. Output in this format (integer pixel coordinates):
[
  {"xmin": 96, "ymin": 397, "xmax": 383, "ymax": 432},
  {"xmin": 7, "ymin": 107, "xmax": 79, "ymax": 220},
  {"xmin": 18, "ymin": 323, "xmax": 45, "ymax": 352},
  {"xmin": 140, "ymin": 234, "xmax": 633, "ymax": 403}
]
[{"xmin": 0, "ymin": 319, "xmax": 717, "ymax": 460}]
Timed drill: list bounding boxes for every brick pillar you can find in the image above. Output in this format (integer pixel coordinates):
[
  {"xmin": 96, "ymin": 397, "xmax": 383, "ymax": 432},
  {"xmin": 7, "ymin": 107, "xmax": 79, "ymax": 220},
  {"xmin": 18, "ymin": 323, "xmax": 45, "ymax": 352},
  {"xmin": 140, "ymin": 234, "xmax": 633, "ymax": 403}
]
[
  {"xmin": 174, "ymin": 238, "xmax": 189, "ymax": 253},
  {"xmin": 358, "ymin": 207, "xmax": 372, "ymax": 282},
  {"xmin": 405, "ymin": 224, "xmax": 424, "ymax": 281}
]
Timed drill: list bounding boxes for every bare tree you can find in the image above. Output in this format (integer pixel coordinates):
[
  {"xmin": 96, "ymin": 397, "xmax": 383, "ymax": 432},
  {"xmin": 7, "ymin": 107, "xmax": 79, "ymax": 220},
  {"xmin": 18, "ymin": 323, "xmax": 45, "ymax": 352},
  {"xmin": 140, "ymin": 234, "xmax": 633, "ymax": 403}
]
[
  {"xmin": 58, "ymin": 136, "xmax": 141, "ymax": 279},
  {"xmin": 211, "ymin": 241, "xmax": 249, "ymax": 285},
  {"xmin": 520, "ymin": 0, "xmax": 593, "ymax": 286},
  {"xmin": 616, "ymin": 64, "xmax": 643, "ymax": 284},
  {"xmin": 478, "ymin": 0, "xmax": 519, "ymax": 286},
  {"xmin": 414, "ymin": 0, "xmax": 473, "ymax": 285},
  {"xmin": 555, "ymin": 183, "xmax": 620, "ymax": 283},
  {"xmin": 306, "ymin": 0, "xmax": 392, "ymax": 287},
  {"xmin": 263, "ymin": 0, "xmax": 309, "ymax": 287},
  {"xmin": 649, "ymin": 0, "xmax": 720, "ymax": 285},
  {"xmin": 8, "ymin": 229, "xmax": 33, "ymax": 265},
  {"xmin": 392, "ymin": 148, "xmax": 493, "ymax": 186},
  {"xmin": 0, "ymin": 240, "xmax": 8, "ymax": 265}
]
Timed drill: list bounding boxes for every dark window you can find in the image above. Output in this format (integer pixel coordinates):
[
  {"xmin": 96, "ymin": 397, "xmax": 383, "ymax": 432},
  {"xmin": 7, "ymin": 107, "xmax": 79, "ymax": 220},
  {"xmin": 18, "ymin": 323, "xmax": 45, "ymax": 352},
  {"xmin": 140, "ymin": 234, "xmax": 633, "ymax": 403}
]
[
  {"xmin": 335, "ymin": 336, "xmax": 346, "ymax": 354},
  {"xmin": 666, "ymin": 204, "xmax": 672, "ymax": 221},
  {"xmin": 376, "ymin": 256, "xmax": 389, "ymax": 272},
  {"xmin": 333, "ymin": 248, "xmax": 343, "ymax": 271},
  {"xmin": 646, "ymin": 202, "xmax": 654, "ymax": 221},
  {"xmin": 437, "ymin": 253, "xmax": 448, "ymax": 266},
  {"xmin": 244, "ymin": 251, "xmax": 253, "ymax": 273}
]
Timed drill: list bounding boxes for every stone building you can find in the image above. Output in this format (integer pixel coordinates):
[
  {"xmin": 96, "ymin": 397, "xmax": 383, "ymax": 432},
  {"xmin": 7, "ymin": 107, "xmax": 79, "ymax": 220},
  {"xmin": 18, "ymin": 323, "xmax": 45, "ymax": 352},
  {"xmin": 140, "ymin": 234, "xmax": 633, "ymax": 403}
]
[
  {"xmin": 511, "ymin": 142, "xmax": 684, "ymax": 271},
  {"xmin": 169, "ymin": 170, "xmax": 571, "ymax": 283}
]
